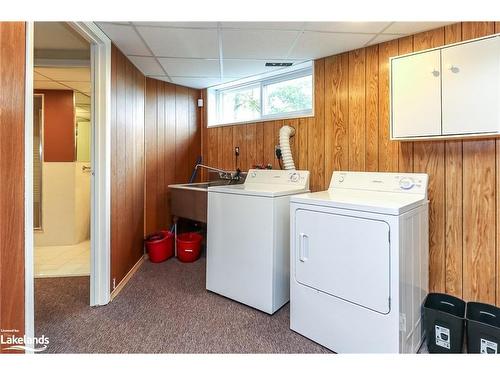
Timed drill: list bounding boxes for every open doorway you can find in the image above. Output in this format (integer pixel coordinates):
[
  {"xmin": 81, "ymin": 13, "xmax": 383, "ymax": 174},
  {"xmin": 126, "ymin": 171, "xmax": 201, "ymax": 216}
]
[
  {"xmin": 33, "ymin": 22, "xmax": 92, "ymax": 279},
  {"xmin": 25, "ymin": 21, "xmax": 112, "ymax": 347},
  {"xmin": 32, "ymin": 22, "xmax": 92, "ymax": 336}
]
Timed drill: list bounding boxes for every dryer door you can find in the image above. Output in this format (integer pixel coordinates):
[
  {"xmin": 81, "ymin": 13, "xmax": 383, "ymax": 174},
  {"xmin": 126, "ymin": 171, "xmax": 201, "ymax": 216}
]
[{"xmin": 295, "ymin": 209, "xmax": 391, "ymax": 314}]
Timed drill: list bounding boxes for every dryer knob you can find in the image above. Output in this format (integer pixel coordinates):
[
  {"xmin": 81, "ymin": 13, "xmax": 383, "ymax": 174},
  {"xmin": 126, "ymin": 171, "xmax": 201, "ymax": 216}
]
[
  {"xmin": 399, "ymin": 177, "xmax": 415, "ymax": 190},
  {"xmin": 290, "ymin": 172, "xmax": 299, "ymax": 182}
]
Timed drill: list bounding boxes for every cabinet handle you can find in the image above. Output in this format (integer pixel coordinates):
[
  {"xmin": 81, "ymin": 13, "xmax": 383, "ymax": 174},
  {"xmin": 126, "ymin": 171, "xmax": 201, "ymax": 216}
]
[
  {"xmin": 448, "ymin": 65, "xmax": 460, "ymax": 73},
  {"xmin": 431, "ymin": 70, "xmax": 440, "ymax": 77}
]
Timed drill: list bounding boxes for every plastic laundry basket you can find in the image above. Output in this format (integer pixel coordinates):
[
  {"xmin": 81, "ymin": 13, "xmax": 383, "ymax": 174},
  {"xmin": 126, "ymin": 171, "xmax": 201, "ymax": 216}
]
[
  {"xmin": 424, "ymin": 293, "xmax": 466, "ymax": 353},
  {"xmin": 466, "ymin": 302, "xmax": 500, "ymax": 354},
  {"xmin": 176, "ymin": 232, "xmax": 203, "ymax": 263}
]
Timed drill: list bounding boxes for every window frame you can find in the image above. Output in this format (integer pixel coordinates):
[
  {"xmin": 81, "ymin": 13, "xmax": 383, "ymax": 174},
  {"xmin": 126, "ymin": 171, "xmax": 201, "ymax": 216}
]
[
  {"xmin": 216, "ymin": 82, "xmax": 262, "ymax": 124},
  {"xmin": 209, "ymin": 65, "xmax": 314, "ymax": 127}
]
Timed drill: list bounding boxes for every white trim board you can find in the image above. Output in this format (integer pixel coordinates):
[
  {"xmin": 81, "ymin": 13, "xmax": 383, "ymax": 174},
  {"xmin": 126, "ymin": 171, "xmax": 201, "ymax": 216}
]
[
  {"xmin": 68, "ymin": 22, "xmax": 112, "ymax": 307},
  {"xmin": 24, "ymin": 21, "xmax": 35, "ymax": 352}
]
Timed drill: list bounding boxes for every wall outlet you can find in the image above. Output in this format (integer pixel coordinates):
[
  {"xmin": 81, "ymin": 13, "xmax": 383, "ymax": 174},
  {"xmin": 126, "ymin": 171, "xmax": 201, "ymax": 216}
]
[
  {"xmin": 234, "ymin": 146, "xmax": 240, "ymax": 156},
  {"xmin": 112, "ymin": 278, "xmax": 116, "ymax": 290},
  {"xmin": 275, "ymin": 145, "xmax": 282, "ymax": 160}
]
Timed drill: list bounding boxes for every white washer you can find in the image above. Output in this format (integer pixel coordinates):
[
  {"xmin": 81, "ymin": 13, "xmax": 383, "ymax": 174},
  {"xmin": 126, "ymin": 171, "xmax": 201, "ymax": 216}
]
[
  {"xmin": 290, "ymin": 171, "xmax": 429, "ymax": 353},
  {"xmin": 207, "ymin": 169, "xmax": 310, "ymax": 314}
]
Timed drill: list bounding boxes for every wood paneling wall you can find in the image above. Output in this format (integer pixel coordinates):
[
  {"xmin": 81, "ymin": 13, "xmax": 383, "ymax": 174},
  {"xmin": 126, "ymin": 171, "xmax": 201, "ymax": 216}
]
[
  {"xmin": 0, "ymin": 32, "xmax": 201, "ymax": 319},
  {"xmin": 110, "ymin": 45, "xmax": 145, "ymax": 289},
  {"xmin": 144, "ymin": 78, "xmax": 201, "ymax": 234},
  {"xmin": 0, "ymin": 22, "xmax": 26, "ymax": 352},
  {"xmin": 201, "ymin": 22, "xmax": 500, "ymax": 306}
]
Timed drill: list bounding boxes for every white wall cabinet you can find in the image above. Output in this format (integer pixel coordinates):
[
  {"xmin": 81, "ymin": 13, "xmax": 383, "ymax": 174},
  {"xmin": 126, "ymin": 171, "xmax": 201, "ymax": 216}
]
[
  {"xmin": 391, "ymin": 35, "xmax": 500, "ymax": 140},
  {"xmin": 391, "ymin": 50, "xmax": 442, "ymax": 138}
]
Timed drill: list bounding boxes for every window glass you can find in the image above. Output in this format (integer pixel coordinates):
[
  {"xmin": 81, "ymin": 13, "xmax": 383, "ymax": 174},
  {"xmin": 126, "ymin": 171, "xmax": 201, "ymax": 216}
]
[
  {"xmin": 263, "ymin": 74, "xmax": 312, "ymax": 115},
  {"xmin": 219, "ymin": 84, "xmax": 260, "ymax": 123},
  {"xmin": 207, "ymin": 62, "xmax": 313, "ymax": 127}
]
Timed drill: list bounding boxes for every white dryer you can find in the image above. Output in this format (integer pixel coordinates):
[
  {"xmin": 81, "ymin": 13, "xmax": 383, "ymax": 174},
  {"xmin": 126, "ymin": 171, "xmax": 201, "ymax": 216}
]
[
  {"xmin": 290, "ymin": 171, "xmax": 429, "ymax": 353},
  {"xmin": 207, "ymin": 169, "xmax": 310, "ymax": 314}
]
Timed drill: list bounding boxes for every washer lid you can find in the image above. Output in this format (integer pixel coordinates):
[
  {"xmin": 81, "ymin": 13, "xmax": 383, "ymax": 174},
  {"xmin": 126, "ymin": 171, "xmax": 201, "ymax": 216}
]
[
  {"xmin": 209, "ymin": 183, "xmax": 310, "ymax": 197},
  {"xmin": 290, "ymin": 188, "xmax": 427, "ymax": 215}
]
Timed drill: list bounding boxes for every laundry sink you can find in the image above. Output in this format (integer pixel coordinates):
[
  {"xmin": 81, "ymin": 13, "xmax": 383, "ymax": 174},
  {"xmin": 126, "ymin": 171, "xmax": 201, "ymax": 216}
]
[{"xmin": 169, "ymin": 179, "xmax": 244, "ymax": 223}]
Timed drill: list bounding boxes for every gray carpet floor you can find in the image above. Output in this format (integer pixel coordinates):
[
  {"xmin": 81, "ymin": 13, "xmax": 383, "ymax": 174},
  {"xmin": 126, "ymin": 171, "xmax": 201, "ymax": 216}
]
[{"xmin": 35, "ymin": 256, "xmax": 331, "ymax": 353}]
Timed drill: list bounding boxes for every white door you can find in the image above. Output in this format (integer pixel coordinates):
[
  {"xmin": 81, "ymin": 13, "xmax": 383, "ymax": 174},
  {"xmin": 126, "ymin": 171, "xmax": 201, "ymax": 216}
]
[
  {"xmin": 391, "ymin": 49, "xmax": 442, "ymax": 138},
  {"xmin": 442, "ymin": 36, "xmax": 500, "ymax": 135},
  {"xmin": 294, "ymin": 209, "xmax": 391, "ymax": 314}
]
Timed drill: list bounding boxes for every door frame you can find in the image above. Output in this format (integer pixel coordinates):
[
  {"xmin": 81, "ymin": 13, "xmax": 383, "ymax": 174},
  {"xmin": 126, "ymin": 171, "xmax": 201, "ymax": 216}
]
[{"xmin": 24, "ymin": 21, "xmax": 112, "ymax": 344}]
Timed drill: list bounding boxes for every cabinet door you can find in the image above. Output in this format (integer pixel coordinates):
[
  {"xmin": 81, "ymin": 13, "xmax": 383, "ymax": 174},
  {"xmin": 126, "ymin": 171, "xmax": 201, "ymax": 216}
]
[
  {"xmin": 442, "ymin": 36, "xmax": 500, "ymax": 135},
  {"xmin": 391, "ymin": 49, "xmax": 442, "ymax": 139}
]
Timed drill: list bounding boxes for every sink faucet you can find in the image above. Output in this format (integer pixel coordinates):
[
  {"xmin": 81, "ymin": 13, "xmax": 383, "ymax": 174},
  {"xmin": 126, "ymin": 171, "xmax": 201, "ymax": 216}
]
[{"xmin": 195, "ymin": 164, "xmax": 242, "ymax": 181}]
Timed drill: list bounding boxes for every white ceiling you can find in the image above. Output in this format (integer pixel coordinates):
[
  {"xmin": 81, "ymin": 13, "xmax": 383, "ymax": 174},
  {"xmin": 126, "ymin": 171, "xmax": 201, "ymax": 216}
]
[
  {"xmin": 34, "ymin": 67, "xmax": 91, "ymax": 121},
  {"xmin": 34, "ymin": 67, "xmax": 91, "ymax": 95},
  {"xmin": 96, "ymin": 21, "xmax": 452, "ymax": 89},
  {"xmin": 35, "ymin": 22, "xmax": 91, "ymax": 60}
]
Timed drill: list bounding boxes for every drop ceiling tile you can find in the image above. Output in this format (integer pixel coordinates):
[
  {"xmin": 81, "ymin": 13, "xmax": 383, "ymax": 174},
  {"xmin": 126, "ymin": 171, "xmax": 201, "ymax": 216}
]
[
  {"xmin": 366, "ymin": 33, "xmax": 403, "ymax": 46},
  {"xmin": 35, "ymin": 22, "xmax": 90, "ymax": 51},
  {"xmin": 289, "ymin": 31, "xmax": 374, "ymax": 59},
  {"xmin": 158, "ymin": 76, "xmax": 229, "ymax": 89},
  {"xmin": 62, "ymin": 81, "xmax": 91, "ymax": 93},
  {"xmin": 137, "ymin": 27, "xmax": 219, "ymax": 58},
  {"xmin": 34, "ymin": 81, "xmax": 67, "ymax": 90},
  {"xmin": 222, "ymin": 29, "xmax": 300, "ymax": 59},
  {"xmin": 222, "ymin": 59, "xmax": 300, "ymax": 78},
  {"xmin": 34, "ymin": 71, "xmax": 51, "ymax": 81},
  {"xmin": 35, "ymin": 67, "xmax": 90, "ymax": 82},
  {"xmin": 132, "ymin": 22, "xmax": 218, "ymax": 29},
  {"xmin": 96, "ymin": 23, "xmax": 151, "ymax": 56},
  {"xmin": 384, "ymin": 22, "xmax": 452, "ymax": 35},
  {"xmin": 158, "ymin": 58, "xmax": 219, "ymax": 77},
  {"xmin": 128, "ymin": 56, "xmax": 164, "ymax": 76},
  {"xmin": 304, "ymin": 22, "xmax": 390, "ymax": 34},
  {"xmin": 221, "ymin": 22, "xmax": 305, "ymax": 30}
]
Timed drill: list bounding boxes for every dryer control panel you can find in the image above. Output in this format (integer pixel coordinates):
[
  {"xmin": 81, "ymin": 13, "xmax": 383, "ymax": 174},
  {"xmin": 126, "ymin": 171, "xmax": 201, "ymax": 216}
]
[
  {"xmin": 246, "ymin": 169, "xmax": 310, "ymax": 189},
  {"xmin": 330, "ymin": 171, "xmax": 428, "ymax": 198}
]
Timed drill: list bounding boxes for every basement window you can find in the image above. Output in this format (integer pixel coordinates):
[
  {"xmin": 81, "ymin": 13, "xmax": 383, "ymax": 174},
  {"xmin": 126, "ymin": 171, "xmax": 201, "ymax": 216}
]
[{"xmin": 207, "ymin": 61, "xmax": 313, "ymax": 127}]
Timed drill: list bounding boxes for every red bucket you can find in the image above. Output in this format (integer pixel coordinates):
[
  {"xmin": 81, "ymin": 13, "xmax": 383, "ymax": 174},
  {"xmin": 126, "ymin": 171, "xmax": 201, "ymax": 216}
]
[
  {"xmin": 145, "ymin": 230, "xmax": 174, "ymax": 263},
  {"xmin": 177, "ymin": 232, "xmax": 203, "ymax": 263}
]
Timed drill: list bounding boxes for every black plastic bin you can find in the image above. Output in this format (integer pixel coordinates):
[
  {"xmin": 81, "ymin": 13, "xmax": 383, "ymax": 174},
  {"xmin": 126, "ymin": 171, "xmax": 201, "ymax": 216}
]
[
  {"xmin": 424, "ymin": 293, "xmax": 466, "ymax": 353},
  {"xmin": 466, "ymin": 302, "xmax": 500, "ymax": 354}
]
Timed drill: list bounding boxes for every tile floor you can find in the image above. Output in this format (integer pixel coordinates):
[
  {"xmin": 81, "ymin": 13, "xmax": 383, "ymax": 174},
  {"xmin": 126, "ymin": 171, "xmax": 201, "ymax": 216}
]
[{"xmin": 35, "ymin": 240, "xmax": 90, "ymax": 278}]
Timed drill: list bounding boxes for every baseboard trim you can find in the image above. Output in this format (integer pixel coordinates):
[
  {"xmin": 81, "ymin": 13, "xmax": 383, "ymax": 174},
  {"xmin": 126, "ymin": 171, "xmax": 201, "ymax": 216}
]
[{"xmin": 110, "ymin": 254, "xmax": 147, "ymax": 301}]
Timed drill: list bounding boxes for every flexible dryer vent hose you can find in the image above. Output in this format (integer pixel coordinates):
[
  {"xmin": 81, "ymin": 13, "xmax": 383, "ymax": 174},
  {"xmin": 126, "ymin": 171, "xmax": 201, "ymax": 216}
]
[{"xmin": 279, "ymin": 125, "xmax": 296, "ymax": 170}]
